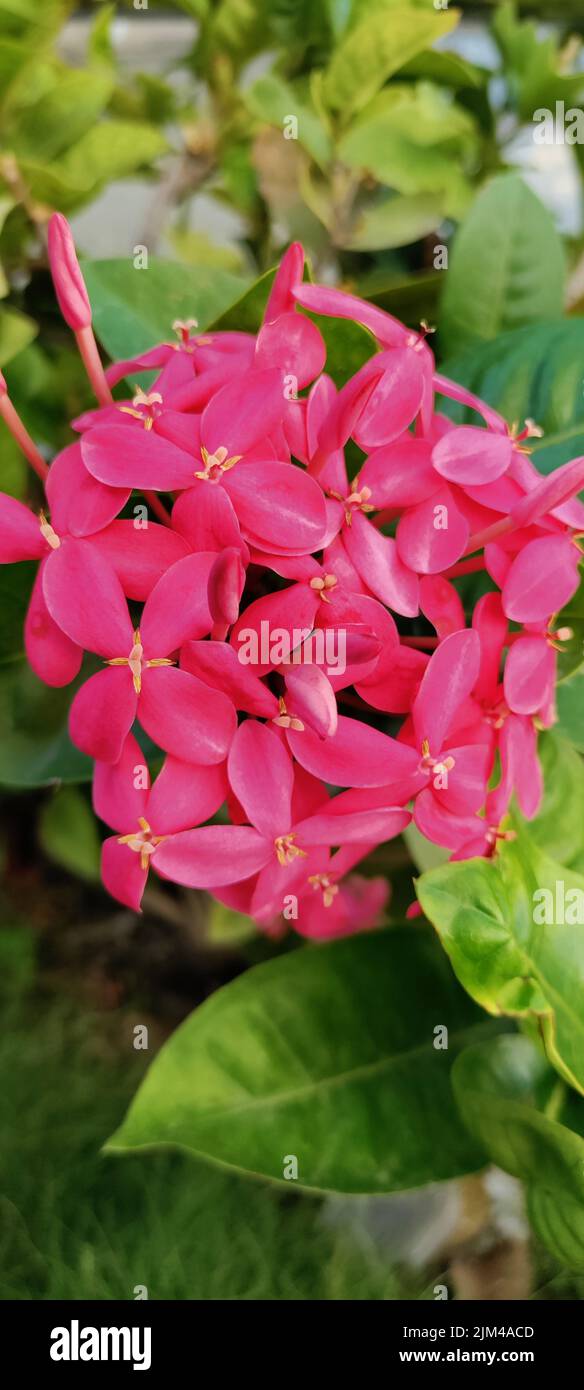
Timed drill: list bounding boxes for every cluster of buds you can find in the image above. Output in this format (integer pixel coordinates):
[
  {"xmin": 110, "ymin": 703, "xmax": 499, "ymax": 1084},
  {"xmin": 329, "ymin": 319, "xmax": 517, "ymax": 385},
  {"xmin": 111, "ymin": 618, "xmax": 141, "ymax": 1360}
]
[{"xmin": 1, "ymin": 215, "xmax": 583, "ymax": 938}]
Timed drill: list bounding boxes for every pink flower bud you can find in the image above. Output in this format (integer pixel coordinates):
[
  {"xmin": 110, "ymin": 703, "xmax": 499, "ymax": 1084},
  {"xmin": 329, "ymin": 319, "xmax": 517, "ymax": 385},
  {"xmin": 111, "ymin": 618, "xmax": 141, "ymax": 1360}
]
[{"xmin": 47, "ymin": 213, "xmax": 92, "ymax": 331}]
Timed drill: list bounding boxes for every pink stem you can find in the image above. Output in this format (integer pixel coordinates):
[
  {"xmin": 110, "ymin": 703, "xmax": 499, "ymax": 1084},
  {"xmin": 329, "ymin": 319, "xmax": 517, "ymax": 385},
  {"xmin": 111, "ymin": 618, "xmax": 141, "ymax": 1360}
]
[
  {"xmin": 0, "ymin": 396, "xmax": 48, "ymax": 481},
  {"xmin": 401, "ymin": 635, "xmax": 439, "ymax": 650},
  {"xmin": 464, "ymin": 515, "xmax": 513, "ymax": 555},
  {"xmin": 144, "ymin": 491, "xmax": 171, "ymax": 526},
  {"xmin": 444, "ymin": 555, "xmax": 487, "ymax": 578},
  {"xmin": 75, "ymin": 325, "xmax": 113, "ymax": 407}
]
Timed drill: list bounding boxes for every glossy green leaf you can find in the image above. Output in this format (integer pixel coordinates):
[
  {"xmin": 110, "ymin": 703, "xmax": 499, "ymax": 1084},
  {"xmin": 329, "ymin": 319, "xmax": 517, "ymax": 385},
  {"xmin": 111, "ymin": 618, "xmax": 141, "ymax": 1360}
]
[
  {"xmin": 83, "ymin": 257, "xmax": 248, "ymax": 365},
  {"xmin": 439, "ymin": 318, "xmax": 584, "ymax": 475},
  {"xmin": 417, "ymin": 826, "xmax": 584, "ymax": 1096},
  {"xmin": 453, "ymin": 1034, "xmax": 584, "ymax": 1270},
  {"xmin": 107, "ymin": 927, "xmax": 493, "ymax": 1193},
  {"xmin": 322, "ymin": 6, "xmax": 459, "ymax": 116},
  {"xmin": 527, "ymin": 732, "xmax": 584, "ymax": 869},
  {"xmin": 440, "ymin": 174, "xmax": 565, "ymax": 357},
  {"xmin": 39, "ymin": 785, "xmax": 100, "ymax": 882}
]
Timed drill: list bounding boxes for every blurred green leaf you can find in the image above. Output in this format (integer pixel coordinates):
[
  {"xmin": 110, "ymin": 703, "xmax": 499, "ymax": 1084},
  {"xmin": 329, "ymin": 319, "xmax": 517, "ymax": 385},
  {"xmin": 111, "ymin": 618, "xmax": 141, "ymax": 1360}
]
[
  {"xmin": 0, "ymin": 306, "xmax": 37, "ymax": 367},
  {"xmin": 493, "ymin": 1, "xmax": 584, "ymax": 120},
  {"xmin": 83, "ymin": 257, "xmax": 248, "ymax": 364},
  {"xmin": 303, "ymin": 312, "xmax": 377, "ymax": 386},
  {"xmin": 245, "ymin": 74, "xmax": 332, "ymax": 168},
  {"xmin": 11, "ymin": 71, "xmax": 113, "ymax": 162},
  {"xmin": 556, "ymin": 671, "xmax": 584, "ymax": 755},
  {"xmin": 322, "ymin": 5, "xmax": 459, "ymax": 116},
  {"xmin": 38, "ymin": 785, "xmax": 100, "ymax": 882},
  {"xmin": 344, "ymin": 191, "xmax": 446, "ymax": 250},
  {"xmin": 107, "ymin": 926, "xmax": 492, "ymax": 1193},
  {"xmin": 440, "ymin": 174, "xmax": 565, "ymax": 357},
  {"xmin": 338, "ymin": 83, "xmax": 477, "ymax": 199},
  {"xmin": 418, "ymin": 823, "xmax": 584, "ymax": 1096},
  {"xmin": 453, "ymin": 1034, "xmax": 584, "ymax": 1270},
  {"xmin": 0, "ymin": 659, "xmax": 91, "ymax": 788}
]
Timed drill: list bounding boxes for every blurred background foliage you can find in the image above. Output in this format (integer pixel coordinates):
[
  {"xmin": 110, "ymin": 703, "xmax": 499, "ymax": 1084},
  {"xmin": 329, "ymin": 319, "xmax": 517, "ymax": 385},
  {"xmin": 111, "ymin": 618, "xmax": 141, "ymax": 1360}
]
[{"xmin": 2, "ymin": 0, "xmax": 584, "ymax": 1299}]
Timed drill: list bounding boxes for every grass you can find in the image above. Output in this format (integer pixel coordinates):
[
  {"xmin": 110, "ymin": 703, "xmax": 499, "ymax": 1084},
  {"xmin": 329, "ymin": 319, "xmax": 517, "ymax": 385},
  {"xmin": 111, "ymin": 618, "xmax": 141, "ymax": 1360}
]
[{"xmin": 0, "ymin": 926, "xmax": 415, "ymax": 1301}]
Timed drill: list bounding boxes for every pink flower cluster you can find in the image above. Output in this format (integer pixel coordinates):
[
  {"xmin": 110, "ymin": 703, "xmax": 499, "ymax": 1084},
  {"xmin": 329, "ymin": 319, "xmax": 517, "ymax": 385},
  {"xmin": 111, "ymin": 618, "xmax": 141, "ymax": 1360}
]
[{"xmin": 1, "ymin": 216, "xmax": 584, "ymax": 938}]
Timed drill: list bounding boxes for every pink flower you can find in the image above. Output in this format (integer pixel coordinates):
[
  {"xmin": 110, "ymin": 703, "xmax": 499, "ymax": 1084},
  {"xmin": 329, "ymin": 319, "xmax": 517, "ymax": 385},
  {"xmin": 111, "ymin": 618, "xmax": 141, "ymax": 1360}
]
[{"xmin": 42, "ymin": 543, "xmax": 237, "ymax": 762}]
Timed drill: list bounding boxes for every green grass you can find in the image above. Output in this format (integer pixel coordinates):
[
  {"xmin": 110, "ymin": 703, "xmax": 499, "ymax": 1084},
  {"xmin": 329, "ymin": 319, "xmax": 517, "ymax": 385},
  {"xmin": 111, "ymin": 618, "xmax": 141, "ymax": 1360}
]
[{"xmin": 0, "ymin": 928, "xmax": 414, "ymax": 1301}]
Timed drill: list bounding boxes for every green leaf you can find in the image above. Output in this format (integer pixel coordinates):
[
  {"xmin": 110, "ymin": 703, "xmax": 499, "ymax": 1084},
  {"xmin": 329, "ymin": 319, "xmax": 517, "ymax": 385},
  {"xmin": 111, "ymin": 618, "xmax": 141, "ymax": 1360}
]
[
  {"xmin": 0, "ymin": 659, "xmax": 92, "ymax": 788},
  {"xmin": 107, "ymin": 927, "xmax": 493, "ymax": 1193},
  {"xmin": 303, "ymin": 313, "xmax": 376, "ymax": 386},
  {"xmin": 440, "ymin": 174, "xmax": 565, "ymax": 357},
  {"xmin": 453, "ymin": 1034, "xmax": 584, "ymax": 1270},
  {"xmin": 527, "ymin": 733, "xmax": 584, "ymax": 869},
  {"xmin": 0, "ymin": 560, "xmax": 34, "ymax": 663},
  {"xmin": 0, "ymin": 306, "xmax": 37, "ymax": 367},
  {"xmin": 244, "ymin": 74, "xmax": 332, "ymax": 168},
  {"xmin": 322, "ymin": 5, "xmax": 460, "ymax": 116},
  {"xmin": 11, "ymin": 71, "xmax": 113, "ymax": 162},
  {"xmin": 83, "ymin": 257, "xmax": 248, "ymax": 365},
  {"xmin": 343, "ymin": 191, "xmax": 446, "ymax": 250},
  {"xmin": 556, "ymin": 671, "xmax": 584, "ymax": 755},
  {"xmin": 439, "ymin": 318, "xmax": 584, "ymax": 475},
  {"xmin": 20, "ymin": 121, "xmax": 168, "ymax": 209},
  {"xmin": 338, "ymin": 83, "xmax": 477, "ymax": 199},
  {"xmin": 38, "ymin": 785, "xmax": 100, "ymax": 882},
  {"xmin": 417, "ymin": 826, "xmax": 584, "ymax": 1097}
]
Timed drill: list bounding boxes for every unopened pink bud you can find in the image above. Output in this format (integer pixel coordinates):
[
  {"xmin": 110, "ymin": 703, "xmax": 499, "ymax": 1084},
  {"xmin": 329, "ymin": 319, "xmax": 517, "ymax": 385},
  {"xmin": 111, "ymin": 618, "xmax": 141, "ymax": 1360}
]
[{"xmin": 47, "ymin": 213, "xmax": 92, "ymax": 331}]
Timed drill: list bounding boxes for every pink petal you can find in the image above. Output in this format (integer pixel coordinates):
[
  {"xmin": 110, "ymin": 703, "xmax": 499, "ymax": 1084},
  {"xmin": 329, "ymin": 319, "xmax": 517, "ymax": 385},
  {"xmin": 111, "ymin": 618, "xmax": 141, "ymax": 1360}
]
[
  {"xmin": 200, "ymin": 369, "xmax": 285, "ymax": 459},
  {"xmin": 180, "ymin": 640, "xmax": 278, "ymax": 717},
  {"xmin": 503, "ymin": 635, "xmax": 555, "ymax": 715},
  {"xmin": 42, "ymin": 539, "xmax": 134, "ymax": 657},
  {"xmin": 433, "ymin": 374, "xmax": 508, "ymax": 434},
  {"xmin": 283, "ymin": 664, "xmax": 338, "ymax": 738},
  {"xmin": 508, "ymin": 454, "xmax": 584, "ymax": 530},
  {"xmin": 343, "ymin": 512, "xmax": 419, "ymax": 616},
  {"xmin": 0, "ymin": 492, "xmax": 45, "ymax": 561},
  {"xmin": 472, "ymin": 592, "xmax": 507, "ymax": 701},
  {"xmin": 294, "ymin": 803, "xmax": 410, "ymax": 845},
  {"xmin": 25, "ymin": 564, "xmax": 82, "ymax": 687},
  {"xmin": 46, "ymin": 441, "xmax": 129, "ymax": 537},
  {"xmin": 356, "ymin": 641, "xmax": 427, "ymax": 714},
  {"xmin": 171, "ymin": 485, "xmax": 245, "ymax": 556},
  {"xmin": 230, "ymin": 584, "xmax": 319, "ymax": 675},
  {"xmin": 93, "ymin": 731, "xmax": 150, "ymax": 832},
  {"xmin": 502, "ymin": 535, "xmax": 581, "ymax": 623},
  {"xmin": 69, "ymin": 667, "xmax": 137, "ymax": 763},
  {"xmin": 432, "ymin": 742, "xmax": 491, "ymax": 816},
  {"xmin": 498, "ymin": 713, "xmax": 542, "ymax": 819},
  {"xmin": 308, "ymin": 367, "xmax": 383, "ymax": 476},
  {"xmin": 413, "ymin": 629, "xmax": 480, "ymax": 753},
  {"xmin": 292, "ymin": 283, "xmax": 411, "ymax": 349},
  {"xmin": 140, "ymin": 553, "xmax": 215, "ymax": 654},
  {"xmin": 101, "ymin": 836, "xmax": 148, "ymax": 911},
  {"xmin": 154, "ymin": 825, "xmax": 271, "ymax": 888},
  {"xmin": 264, "ymin": 242, "xmax": 304, "ymax": 319},
  {"xmin": 432, "ymin": 426, "xmax": 512, "ymax": 485},
  {"xmin": 82, "ymin": 423, "xmax": 195, "ymax": 490},
  {"xmin": 227, "ymin": 720, "xmax": 294, "ymax": 838},
  {"xmin": 396, "ymin": 487, "xmax": 469, "ymax": 573},
  {"xmin": 352, "ymin": 350, "xmax": 425, "ymax": 449},
  {"xmin": 147, "ymin": 758, "xmax": 228, "ymax": 834},
  {"xmin": 255, "ymin": 312, "xmax": 326, "ymax": 387},
  {"xmin": 419, "ymin": 575, "xmax": 465, "ymax": 638},
  {"xmin": 222, "ymin": 460, "xmax": 327, "ymax": 553},
  {"xmin": 414, "ymin": 788, "xmax": 480, "ymax": 851},
  {"xmin": 138, "ymin": 666, "xmax": 236, "ymax": 765},
  {"xmin": 359, "ymin": 438, "xmax": 437, "ymax": 507},
  {"xmin": 208, "ymin": 547, "xmax": 246, "ymax": 631},
  {"xmin": 88, "ymin": 520, "xmax": 189, "ymax": 601},
  {"xmin": 287, "ymin": 714, "xmax": 419, "ymax": 788}
]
